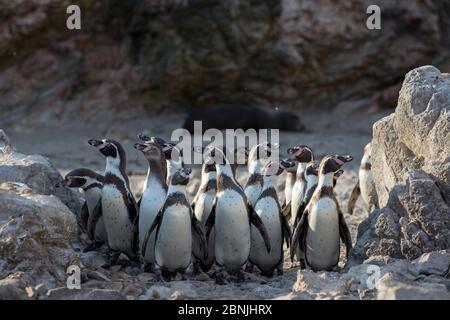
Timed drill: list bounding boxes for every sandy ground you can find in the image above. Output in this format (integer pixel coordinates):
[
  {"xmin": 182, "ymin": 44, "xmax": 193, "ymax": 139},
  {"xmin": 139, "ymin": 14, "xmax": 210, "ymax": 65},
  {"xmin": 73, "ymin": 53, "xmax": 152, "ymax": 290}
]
[{"xmin": 0, "ymin": 106, "xmax": 391, "ymax": 299}]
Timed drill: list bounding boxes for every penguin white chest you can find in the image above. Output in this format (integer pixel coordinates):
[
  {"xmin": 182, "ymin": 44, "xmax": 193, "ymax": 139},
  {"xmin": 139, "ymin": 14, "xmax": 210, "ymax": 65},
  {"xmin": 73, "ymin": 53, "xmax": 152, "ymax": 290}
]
[
  {"xmin": 215, "ymin": 190, "xmax": 251, "ymax": 272},
  {"xmin": 155, "ymin": 204, "xmax": 192, "ymax": 272},
  {"xmin": 291, "ymin": 180, "xmax": 305, "ymax": 225},
  {"xmin": 194, "ymin": 191, "xmax": 215, "ymax": 224},
  {"xmin": 359, "ymin": 169, "xmax": 375, "ymax": 208},
  {"xmin": 139, "ymin": 184, "xmax": 166, "ymax": 263},
  {"xmin": 306, "ymin": 197, "xmax": 340, "ymax": 270},
  {"xmin": 193, "ymin": 190, "xmax": 216, "ymax": 266},
  {"xmin": 250, "ymin": 196, "xmax": 283, "ymax": 273},
  {"xmin": 285, "ymin": 173, "xmax": 295, "ymax": 204},
  {"xmin": 101, "ymin": 185, "xmax": 134, "ymax": 253},
  {"xmin": 245, "ymin": 184, "xmax": 262, "ymax": 206}
]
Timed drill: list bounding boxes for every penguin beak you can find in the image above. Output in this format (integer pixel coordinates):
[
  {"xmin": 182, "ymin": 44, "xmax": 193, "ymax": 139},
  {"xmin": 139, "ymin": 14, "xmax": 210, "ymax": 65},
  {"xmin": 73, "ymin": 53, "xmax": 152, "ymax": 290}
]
[
  {"xmin": 287, "ymin": 146, "xmax": 303, "ymax": 156},
  {"xmin": 280, "ymin": 158, "xmax": 295, "ymax": 170},
  {"xmin": 335, "ymin": 154, "xmax": 353, "ymax": 163},
  {"xmin": 88, "ymin": 139, "xmax": 103, "ymax": 148},
  {"xmin": 134, "ymin": 143, "xmax": 148, "ymax": 152}
]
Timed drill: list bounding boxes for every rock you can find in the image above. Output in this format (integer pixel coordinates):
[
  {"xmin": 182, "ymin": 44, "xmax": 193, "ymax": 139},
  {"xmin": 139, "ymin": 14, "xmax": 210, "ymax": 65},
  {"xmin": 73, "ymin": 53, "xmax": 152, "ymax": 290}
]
[
  {"xmin": 80, "ymin": 251, "xmax": 109, "ymax": 270},
  {"xmin": 170, "ymin": 282, "xmax": 198, "ymax": 299},
  {"xmin": 376, "ymin": 273, "xmax": 450, "ymax": 300},
  {"xmin": 292, "ymin": 270, "xmax": 350, "ymax": 299},
  {"xmin": 194, "ymin": 272, "xmax": 210, "ymax": 282},
  {"xmin": 0, "ymin": 274, "xmax": 30, "ymax": 300},
  {"xmin": 34, "ymin": 283, "xmax": 48, "ymax": 297},
  {"xmin": 0, "ymin": 182, "xmax": 79, "ymax": 288},
  {"xmin": 350, "ymin": 66, "xmax": 450, "ymax": 263},
  {"xmin": 0, "ymin": 131, "xmax": 81, "ymax": 213},
  {"xmin": 46, "ymin": 287, "xmax": 125, "ymax": 300},
  {"xmin": 412, "ymin": 250, "xmax": 450, "ymax": 276},
  {"xmin": 87, "ymin": 271, "xmax": 111, "ymax": 282},
  {"xmin": 1, "ymin": 2, "xmax": 449, "ymax": 122},
  {"xmin": 142, "ymin": 285, "xmax": 171, "ymax": 300}
]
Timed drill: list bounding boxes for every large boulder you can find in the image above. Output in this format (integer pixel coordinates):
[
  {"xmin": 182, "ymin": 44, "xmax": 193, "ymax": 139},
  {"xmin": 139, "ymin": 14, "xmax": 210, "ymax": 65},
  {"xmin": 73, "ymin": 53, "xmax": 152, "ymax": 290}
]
[
  {"xmin": 0, "ymin": 130, "xmax": 81, "ymax": 213},
  {"xmin": 0, "ymin": 182, "xmax": 79, "ymax": 294},
  {"xmin": 350, "ymin": 66, "xmax": 450, "ymax": 263},
  {"xmin": 0, "ymin": 1, "xmax": 449, "ymax": 123}
]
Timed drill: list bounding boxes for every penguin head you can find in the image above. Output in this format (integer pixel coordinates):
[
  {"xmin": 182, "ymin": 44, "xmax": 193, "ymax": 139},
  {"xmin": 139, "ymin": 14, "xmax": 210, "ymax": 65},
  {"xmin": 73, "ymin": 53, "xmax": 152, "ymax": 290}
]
[
  {"xmin": 134, "ymin": 141, "xmax": 164, "ymax": 161},
  {"xmin": 170, "ymin": 167, "xmax": 192, "ymax": 186},
  {"xmin": 320, "ymin": 154, "xmax": 353, "ymax": 174},
  {"xmin": 287, "ymin": 145, "xmax": 313, "ymax": 163},
  {"xmin": 88, "ymin": 139, "xmax": 125, "ymax": 163},
  {"xmin": 249, "ymin": 142, "xmax": 279, "ymax": 162},
  {"xmin": 306, "ymin": 161, "xmax": 320, "ymax": 176},
  {"xmin": 204, "ymin": 146, "xmax": 228, "ymax": 167},
  {"xmin": 64, "ymin": 168, "xmax": 104, "ymax": 190},
  {"xmin": 139, "ymin": 134, "xmax": 182, "ymax": 163},
  {"xmin": 262, "ymin": 158, "xmax": 295, "ymax": 176}
]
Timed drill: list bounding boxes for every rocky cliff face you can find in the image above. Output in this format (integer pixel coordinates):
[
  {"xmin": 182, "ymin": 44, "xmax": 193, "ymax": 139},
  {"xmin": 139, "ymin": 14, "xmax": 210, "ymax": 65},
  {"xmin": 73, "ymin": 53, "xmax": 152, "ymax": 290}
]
[
  {"xmin": 351, "ymin": 66, "xmax": 450, "ymax": 263},
  {"xmin": 1, "ymin": 0, "xmax": 449, "ymax": 123}
]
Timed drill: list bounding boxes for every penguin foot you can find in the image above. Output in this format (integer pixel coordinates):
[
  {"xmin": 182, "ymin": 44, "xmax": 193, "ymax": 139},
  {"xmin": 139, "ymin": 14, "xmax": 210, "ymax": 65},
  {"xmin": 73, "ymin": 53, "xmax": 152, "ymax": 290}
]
[
  {"xmin": 236, "ymin": 271, "xmax": 246, "ymax": 284},
  {"xmin": 144, "ymin": 263, "xmax": 154, "ymax": 273},
  {"xmin": 214, "ymin": 272, "xmax": 226, "ymax": 285},
  {"xmin": 192, "ymin": 261, "xmax": 200, "ymax": 275},
  {"xmin": 244, "ymin": 264, "xmax": 254, "ymax": 273},
  {"xmin": 299, "ymin": 259, "xmax": 306, "ymax": 270},
  {"xmin": 276, "ymin": 267, "xmax": 284, "ymax": 276}
]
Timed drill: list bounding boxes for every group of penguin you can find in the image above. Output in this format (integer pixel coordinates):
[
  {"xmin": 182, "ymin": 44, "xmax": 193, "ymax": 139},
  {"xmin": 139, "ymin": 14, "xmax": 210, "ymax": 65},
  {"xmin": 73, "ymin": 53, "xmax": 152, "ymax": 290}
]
[{"xmin": 64, "ymin": 134, "xmax": 376, "ymax": 284}]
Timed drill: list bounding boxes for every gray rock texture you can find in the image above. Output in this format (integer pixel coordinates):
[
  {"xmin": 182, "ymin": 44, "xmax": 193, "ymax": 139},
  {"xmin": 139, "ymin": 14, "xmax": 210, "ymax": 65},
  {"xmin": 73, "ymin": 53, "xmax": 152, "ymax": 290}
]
[
  {"xmin": 350, "ymin": 66, "xmax": 450, "ymax": 263},
  {"xmin": 0, "ymin": 1, "xmax": 449, "ymax": 123}
]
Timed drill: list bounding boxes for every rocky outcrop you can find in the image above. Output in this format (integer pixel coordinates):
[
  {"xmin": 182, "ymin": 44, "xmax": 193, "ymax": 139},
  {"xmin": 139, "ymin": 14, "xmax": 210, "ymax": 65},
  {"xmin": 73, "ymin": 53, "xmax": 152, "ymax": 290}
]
[
  {"xmin": 351, "ymin": 66, "xmax": 450, "ymax": 262},
  {"xmin": 0, "ymin": 130, "xmax": 82, "ymax": 298},
  {"xmin": 1, "ymin": 1, "xmax": 449, "ymax": 124},
  {"xmin": 0, "ymin": 182, "xmax": 79, "ymax": 294},
  {"xmin": 0, "ymin": 130, "xmax": 81, "ymax": 213}
]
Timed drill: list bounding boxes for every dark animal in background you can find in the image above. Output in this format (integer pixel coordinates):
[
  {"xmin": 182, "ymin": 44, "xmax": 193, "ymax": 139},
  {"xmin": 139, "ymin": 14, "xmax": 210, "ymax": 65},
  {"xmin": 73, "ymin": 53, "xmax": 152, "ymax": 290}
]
[{"xmin": 183, "ymin": 105, "xmax": 305, "ymax": 133}]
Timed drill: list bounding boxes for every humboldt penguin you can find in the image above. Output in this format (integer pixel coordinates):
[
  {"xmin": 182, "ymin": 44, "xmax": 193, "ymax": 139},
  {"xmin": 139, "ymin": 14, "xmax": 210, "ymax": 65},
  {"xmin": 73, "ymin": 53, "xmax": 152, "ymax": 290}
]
[
  {"xmin": 282, "ymin": 145, "xmax": 314, "ymax": 226},
  {"xmin": 291, "ymin": 155, "xmax": 353, "ymax": 271},
  {"xmin": 142, "ymin": 167, "xmax": 206, "ymax": 281},
  {"xmin": 64, "ymin": 168, "xmax": 107, "ymax": 251},
  {"xmin": 348, "ymin": 142, "xmax": 379, "ymax": 215},
  {"xmin": 138, "ymin": 134, "xmax": 181, "ymax": 185},
  {"xmin": 191, "ymin": 160, "xmax": 217, "ymax": 273},
  {"xmin": 134, "ymin": 141, "xmax": 167, "ymax": 271},
  {"xmin": 204, "ymin": 146, "xmax": 271, "ymax": 284},
  {"xmin": 244, "ymin": 142, "xmax": 278, "ymax": 206},
  {"xmin": 247, "ymin": 159, "xmax": 295, "ymax": 277},
  {"xmin": 283, "ymin": 160, "xmax": 298, "ymax": 207},
  {"xmin": 88, "ymin": 139, "xmax": 139, "ymax": 264}
]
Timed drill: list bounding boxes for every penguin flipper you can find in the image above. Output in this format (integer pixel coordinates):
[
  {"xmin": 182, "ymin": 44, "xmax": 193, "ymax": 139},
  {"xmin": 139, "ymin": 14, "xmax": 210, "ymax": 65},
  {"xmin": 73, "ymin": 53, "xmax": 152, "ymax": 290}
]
[
  {"xmin": 279, "ymin": 210, "xmax": 292, "ymax": 248},
  {"xmin": 338, "ymin": 210, "xmax": 352, "ymax": 258},
  {"xmin": 79, "ymin": 202, "xmax": 90, "ymax": 233},
  {"xmin": 87, "ymin": 200, "xmax": 102, "ymax": 240},
  {"xmin": 347, "ymin": 178, "xmax": 360, "ymax": 215},
  {"xmin": 281, "ymin": 201, "xmax": 292, "ymax": 221},
  {"xmin": 290, "ymin": 208, "xmax": 308, "ymax": 262},
  {"xmin": 204, "ymin": 198, "xmax": 216, "ymax": 241},
  {"xmin": 128, "ymin": 192, "xmax": 140, "ymax": 256},
  {"xmin": 293, "ymin": 202, "xmax": 305, "ymax": 230},
  {"xmin": 247, "ymin": 202, "xmax": 271, "ymax": 253},
  {"xmin": 191, "ymin": 209, "xmax": 207, "ymax": 260},
  {"xmin": 141, "ymin": 210, "xmax": 163, "ymax": 256}
]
